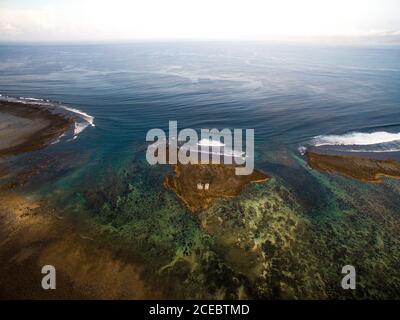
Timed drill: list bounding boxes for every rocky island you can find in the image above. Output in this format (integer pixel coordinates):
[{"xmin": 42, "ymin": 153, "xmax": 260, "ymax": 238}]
[{"xmin": 164, "ymin": 163, "xmax": 269, "ymax": 212}]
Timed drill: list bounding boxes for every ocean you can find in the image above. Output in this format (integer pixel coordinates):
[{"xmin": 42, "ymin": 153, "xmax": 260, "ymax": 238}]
[
  {"xmin": 1, "ymin": 42, "xmax": 400, "ymax": 298},
  {"xmin": 1, "ymin": 42, "xmax": 400, "ymax": 153}
]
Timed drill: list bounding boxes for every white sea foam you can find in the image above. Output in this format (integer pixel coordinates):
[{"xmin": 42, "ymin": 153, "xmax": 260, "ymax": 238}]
[
  {"xmin": 197, "ymin": 138, "xmax": 225, "ymax": 147},
  {"xmin": 60, "ymin": 106, "xmax": 95, "ymax": 137},
  {"xmin": 181, "ymin": 145, "xmax": 246, "ymax": 159},
  {"xmin": 311, "ymin": 132, "xmax": 400, "ymax": 147},
  {"xmin": 74, "ymin": 122, "xmax": 90, "ymax": 136},
  {"xmin": 19, "ymin": 97, "xmax": 44, "ymax": 102},
  {"xmin": 301, "ymin": 131, "xmax": 400, "ymax": 154},
  {"xmin": 60, "ymin": 106, "xmax": 95, "ymax": 126},
  {"xmin": 298, "ymin": 146, "xmax": 308, "ymax": 155},
  {"xmin": 50, "ymin": 139, "xmax": 61, "ymax": 145},
  {"xmin": 184, "ymin": 139, "xmax": 246, "ymax": 159}
]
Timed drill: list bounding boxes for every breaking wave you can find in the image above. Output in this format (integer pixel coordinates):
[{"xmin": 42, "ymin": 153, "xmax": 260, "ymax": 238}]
[
  {"xmin": 59, "ymin": 106, "xmax": 95, "ymax": 137},
  {"xmin": 197, "ymin": 138, "xmax": 225, "ymax": 147},
  {"xmin": 311, "ymin": 132, "xmax": 400, "ymax": 147},
  {"xmin": 300, "ymin": 131, "xmax": 400, "ymax": 154}
]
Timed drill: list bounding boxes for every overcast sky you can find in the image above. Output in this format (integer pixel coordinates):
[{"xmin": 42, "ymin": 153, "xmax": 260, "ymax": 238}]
[{"xmin": 1, "ymin": 0, "xmax": 400, "ymax": 42}]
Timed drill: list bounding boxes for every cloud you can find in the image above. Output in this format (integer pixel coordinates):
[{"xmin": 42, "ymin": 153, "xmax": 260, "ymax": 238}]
[
  {"xmin": 0, "ymin": 0, "xmax": 399, "ymax": 42},
  {"xmin": 0, "ymin": 22, "xmax": 17, "ymax": 34},
  {"xmin": 0, "ymin": 8, "xmax": 57, "ymax": 40}
]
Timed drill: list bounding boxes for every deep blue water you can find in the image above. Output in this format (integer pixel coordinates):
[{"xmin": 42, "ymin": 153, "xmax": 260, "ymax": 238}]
[{"xmin": 1, "ymin": 42, "xmax": 400, "ymax": 193}]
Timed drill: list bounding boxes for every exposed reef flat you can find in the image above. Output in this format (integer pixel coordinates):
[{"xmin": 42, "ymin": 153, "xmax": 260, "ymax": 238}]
[
  {"xmin": 0, "ymin": 101, "xmax": 73, "ymax": 157},
  {"xmin": 164, "ymin": 163, "xmax": 269, "ymax": 212},
  {"xmin": 0, "ymin": 190, "xmax": 161, "ymax": 299},
  {"xmin": 306, "ymin": 151, "xmax": 400, "ymax": 182}
]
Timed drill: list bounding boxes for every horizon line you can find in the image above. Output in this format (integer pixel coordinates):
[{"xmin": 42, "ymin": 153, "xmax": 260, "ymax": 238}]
[{"xmin": 1, "ymin": 35, "xmax": 400, "ymax": 47}]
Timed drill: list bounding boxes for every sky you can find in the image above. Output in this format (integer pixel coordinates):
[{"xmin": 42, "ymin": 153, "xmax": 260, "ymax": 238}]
[{"xmin": 0, "ymin": 0, "xmax": 400, "ymax": 43}]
